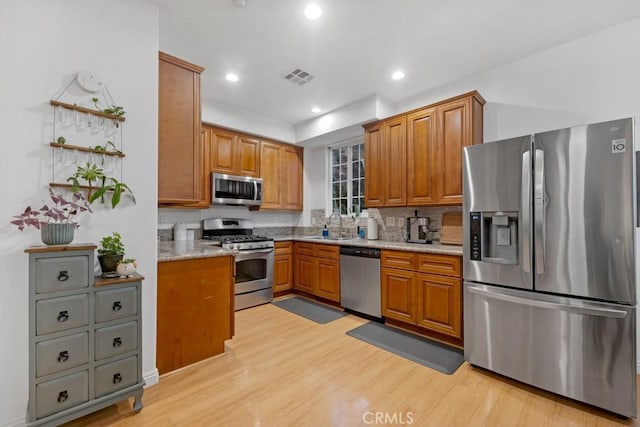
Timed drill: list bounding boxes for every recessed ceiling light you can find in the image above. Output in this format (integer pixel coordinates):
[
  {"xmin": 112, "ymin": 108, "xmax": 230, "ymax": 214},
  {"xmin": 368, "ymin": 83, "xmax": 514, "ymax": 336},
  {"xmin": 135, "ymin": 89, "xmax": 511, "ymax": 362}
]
[
  {"xmin": 391, "ymin": 70, "xmax": 405, "ymax": 80},
  {"xmin": 311, "ymin": 106, "xmax": 322, "ymax": 113},
  {"xmin": 225, "ymin": 73, "xmax": 239, "ymax": 82},
  {"xmin": 304, "ymin": 4, "xmax": 322, "ymax": 20}
]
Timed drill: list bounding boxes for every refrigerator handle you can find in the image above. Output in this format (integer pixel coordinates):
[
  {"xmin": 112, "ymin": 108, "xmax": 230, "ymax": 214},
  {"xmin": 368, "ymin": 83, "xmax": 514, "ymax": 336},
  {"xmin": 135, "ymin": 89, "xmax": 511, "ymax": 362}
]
[
  {"xmin": 534, "ymin": 149, "xmax": 545, "ymax": 275},
  {"xmin": 467, "ymin": 286, "xmax": 627, "ymax": 318},
  {"xmin": 521, "ymin": 150, "xmax": 531, "ymax": 274}
]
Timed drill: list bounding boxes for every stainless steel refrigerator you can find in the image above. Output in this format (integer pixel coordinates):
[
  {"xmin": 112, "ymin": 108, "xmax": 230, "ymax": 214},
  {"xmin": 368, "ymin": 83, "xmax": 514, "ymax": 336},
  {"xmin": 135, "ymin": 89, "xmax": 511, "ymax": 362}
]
[{"xmin": 462, "ymin": 118, "xmax": 637, "ymax": 417}]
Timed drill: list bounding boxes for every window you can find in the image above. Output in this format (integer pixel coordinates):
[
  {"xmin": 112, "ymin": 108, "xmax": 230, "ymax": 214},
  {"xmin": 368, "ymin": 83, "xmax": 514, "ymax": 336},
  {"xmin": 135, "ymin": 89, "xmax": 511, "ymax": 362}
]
[{"xmin": 329, "ymin": 141, "xmax": 365, "ymax": 215}]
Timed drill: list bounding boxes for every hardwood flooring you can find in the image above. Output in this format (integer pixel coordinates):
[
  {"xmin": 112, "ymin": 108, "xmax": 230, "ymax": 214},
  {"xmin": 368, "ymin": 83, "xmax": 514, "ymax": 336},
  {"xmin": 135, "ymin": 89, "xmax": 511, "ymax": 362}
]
[{"xmin": 67, "ymin": 299, "xmax": 639, "ymax": 426}]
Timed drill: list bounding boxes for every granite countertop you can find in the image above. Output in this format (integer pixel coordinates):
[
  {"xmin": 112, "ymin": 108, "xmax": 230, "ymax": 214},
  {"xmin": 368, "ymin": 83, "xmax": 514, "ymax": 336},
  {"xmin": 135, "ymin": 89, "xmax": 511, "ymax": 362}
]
[
  {"xmin": 157, "ymin": 240, "xmax": 235, "ymax": 262},
  {"xmin": 274, "ymin": 236, "xmax": 463, "ymax": 256}
]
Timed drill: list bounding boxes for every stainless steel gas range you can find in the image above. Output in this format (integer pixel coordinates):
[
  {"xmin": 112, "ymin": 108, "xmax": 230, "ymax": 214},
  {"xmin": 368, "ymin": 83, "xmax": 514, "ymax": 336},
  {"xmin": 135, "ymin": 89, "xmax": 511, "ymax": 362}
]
[{"xmin": 202, "ymin": 218, "xmax": 274, "ymax": 310}]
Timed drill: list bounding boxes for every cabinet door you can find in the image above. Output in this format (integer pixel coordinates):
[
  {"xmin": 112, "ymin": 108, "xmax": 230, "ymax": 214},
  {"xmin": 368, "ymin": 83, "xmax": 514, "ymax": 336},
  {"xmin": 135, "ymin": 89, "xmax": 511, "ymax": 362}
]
[
  {"xmin": 436, "ymin": 97, "xmax": 471, "ymax": 205},
  {"xmin": 407, "ymin": 108, "xmax": 437, "ymax": 206},
  {"xmin": 184, "ymin": 125, "xmax": 212, "ymax": 208},
  {"xmin": 382, "ymin": 116, "xmax": 407, "ymax": 206},
  {"xmin": 158, "ymin": 52, "xmax": 204, "ymax": 204},
  {"xmin": 364, "ymin": 123, "xmax": 384, "ymax": 207},
  {"xmin": 381, "ymin": 267, "xmax": 416, "ymax": 323},
  {"xmin": 273, "ymin": 254, "xmax": 293, "ymax": 293},
  {"xmin": 316, "ymin": 258, "xmax": 340, "ymax": 302},
  {"xmin": 211, "ymin": 127, "xmax": 238, "ymax": 175},
  {"xmin": 416, "ymin": 273, "xmax": 461, "ymax": 338},
  {"xmin": 260, "ymin": 141, "xmax": 282, "ymax": 209},
  {"xmin": 238, "ymin": 135, "xmax": 261, "ymax": 177},
  {"xmin": 281, "ymin": 145, "xmax": 303, "ymax": 210},
  {"xmin": 294, "ymin": 255, "xmax": 316, "ymax": 294}
]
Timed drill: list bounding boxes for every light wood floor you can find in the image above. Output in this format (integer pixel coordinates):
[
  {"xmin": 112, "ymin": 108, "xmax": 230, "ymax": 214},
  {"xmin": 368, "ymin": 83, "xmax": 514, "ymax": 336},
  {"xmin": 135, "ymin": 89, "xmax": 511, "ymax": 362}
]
[{"xmin": 67, "ymin": 299, "xmax": 640, "ymax": 426}]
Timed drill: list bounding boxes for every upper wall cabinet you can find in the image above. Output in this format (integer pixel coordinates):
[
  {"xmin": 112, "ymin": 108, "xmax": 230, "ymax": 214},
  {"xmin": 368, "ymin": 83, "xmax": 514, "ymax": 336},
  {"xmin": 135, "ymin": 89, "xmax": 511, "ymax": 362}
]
[
  {"xmin": 363, "ymin": 91, "xmax": 484, "ymax": 207},
  {"xmin": 158, "ymin": 52, "xmax": 205, "ymax": 205},
  {"xmin": 260, "ymin": 141, "xmax": 303, "ymax": 211},
  {"xmin": 210, "ymin": 127, "xmax": 260, "ymax": 178}
]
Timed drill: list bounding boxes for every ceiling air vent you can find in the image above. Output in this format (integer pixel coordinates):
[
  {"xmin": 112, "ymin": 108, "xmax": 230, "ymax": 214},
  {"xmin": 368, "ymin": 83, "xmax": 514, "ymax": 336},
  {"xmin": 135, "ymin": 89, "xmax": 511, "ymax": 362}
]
[{"xmin": 284, "ymin": 68, "xmax": 315, "ymax": 86}]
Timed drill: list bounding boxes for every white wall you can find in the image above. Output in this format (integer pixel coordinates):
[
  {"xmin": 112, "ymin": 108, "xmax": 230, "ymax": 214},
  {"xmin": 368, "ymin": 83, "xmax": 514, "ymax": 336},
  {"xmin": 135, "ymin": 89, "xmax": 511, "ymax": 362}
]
[{"xmin": 0, "ymin": 1, "xmax": 158, "ymax": 425}]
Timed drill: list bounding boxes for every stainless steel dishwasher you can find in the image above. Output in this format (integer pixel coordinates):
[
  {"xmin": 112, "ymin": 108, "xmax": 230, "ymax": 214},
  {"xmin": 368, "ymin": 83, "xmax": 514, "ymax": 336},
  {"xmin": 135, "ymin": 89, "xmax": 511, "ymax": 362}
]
[{"xmin": 339, "ymin": 246, "xmax": 381, "ymax": 319}]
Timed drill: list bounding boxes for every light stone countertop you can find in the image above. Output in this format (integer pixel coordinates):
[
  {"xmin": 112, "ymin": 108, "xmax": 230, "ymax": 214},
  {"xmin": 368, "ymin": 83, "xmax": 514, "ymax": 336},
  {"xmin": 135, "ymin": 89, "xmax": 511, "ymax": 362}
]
[
  {"xmin": 157, "ymin": 240, "xmax": 234, "ymax": 262},
  {"xmin": 273, "ymin": 236, "xmax": 463, "ymax": 256}
]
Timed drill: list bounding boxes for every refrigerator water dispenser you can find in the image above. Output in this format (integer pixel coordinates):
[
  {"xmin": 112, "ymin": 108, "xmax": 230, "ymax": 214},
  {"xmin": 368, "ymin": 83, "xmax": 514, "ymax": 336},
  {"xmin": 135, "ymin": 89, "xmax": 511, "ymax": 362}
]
[{"xmin": 469, "ymin": 212, "xmax": 518, "ymax": 264}]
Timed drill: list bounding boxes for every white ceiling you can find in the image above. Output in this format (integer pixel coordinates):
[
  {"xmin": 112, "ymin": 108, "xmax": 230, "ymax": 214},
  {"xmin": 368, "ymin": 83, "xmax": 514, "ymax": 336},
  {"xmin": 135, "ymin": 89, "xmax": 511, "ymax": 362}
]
[{"xmin": 146, "ymin": 0, "xmax": 640, "ymax": 126}]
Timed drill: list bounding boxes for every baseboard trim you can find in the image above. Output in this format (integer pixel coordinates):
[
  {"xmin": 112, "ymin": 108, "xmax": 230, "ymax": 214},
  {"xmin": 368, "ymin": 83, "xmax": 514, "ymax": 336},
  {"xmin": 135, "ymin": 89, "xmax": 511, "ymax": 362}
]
[{"xmin": 143, "ymin": 368, "xmax": 160, "ymax": 387}]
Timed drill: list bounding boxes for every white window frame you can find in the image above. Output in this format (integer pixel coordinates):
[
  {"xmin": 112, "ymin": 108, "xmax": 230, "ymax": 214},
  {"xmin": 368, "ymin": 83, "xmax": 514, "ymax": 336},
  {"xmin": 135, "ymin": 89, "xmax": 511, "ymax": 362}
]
[{"xmin": 326, "ymin": 137, "xmax": 365, "ymax": 217}]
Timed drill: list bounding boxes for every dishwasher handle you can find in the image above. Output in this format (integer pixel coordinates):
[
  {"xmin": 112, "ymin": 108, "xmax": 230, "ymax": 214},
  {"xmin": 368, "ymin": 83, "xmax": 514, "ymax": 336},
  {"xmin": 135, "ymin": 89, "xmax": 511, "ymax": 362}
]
[{"xmin": 339, "ymin": 246, "xmax": 381, "ymax": 258}]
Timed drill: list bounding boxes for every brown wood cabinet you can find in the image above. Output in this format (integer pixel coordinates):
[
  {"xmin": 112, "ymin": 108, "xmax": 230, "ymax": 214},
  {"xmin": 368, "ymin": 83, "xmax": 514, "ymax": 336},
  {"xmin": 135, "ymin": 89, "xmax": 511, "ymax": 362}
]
[
  {"xmin": 209, "ymin": 126, "xmax": 260, "ymax": 178},
  {"xmin": 273, "ymin": 241, "xmax": 293, "ymax": 293},
  {"xmin": 158, "ymin": 52, "xmax": 205, "ymax": 204},
  {"xmin": 260, "ymin": 141, "xmax": 303, "ymax": 211},
  {"xmin": 293, "ymin": 242, "xmax": 340, "ymax": 302},
  {"xmin": 157, "ymin": 256, "xmax": 234, "ymax": 374},
  {"xmin": 363, "ymin": 91, "xmax": 484, "ymax": 207},
  {"xmin": 380, "ymin": 250, "xmax": 462, "ymax": 340}
]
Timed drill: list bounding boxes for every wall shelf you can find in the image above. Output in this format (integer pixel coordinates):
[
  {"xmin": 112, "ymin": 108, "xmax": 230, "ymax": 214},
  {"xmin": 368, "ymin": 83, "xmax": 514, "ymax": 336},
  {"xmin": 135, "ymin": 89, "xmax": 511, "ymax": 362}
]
[
  {"xmin": 50, "ymin": 100, "xmax": 126, "ymax": 122},
  {"xmin": 50, "ymin": 142, "xmax": 125, "ymax": 158}
]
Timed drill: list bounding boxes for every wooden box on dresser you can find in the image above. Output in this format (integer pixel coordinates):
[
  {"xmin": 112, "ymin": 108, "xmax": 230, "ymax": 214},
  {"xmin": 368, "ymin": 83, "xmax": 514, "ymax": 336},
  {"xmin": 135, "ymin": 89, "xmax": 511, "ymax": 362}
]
[{"xmin": 25, "ymin": 244, "xmax": 143, "ymax": 426}]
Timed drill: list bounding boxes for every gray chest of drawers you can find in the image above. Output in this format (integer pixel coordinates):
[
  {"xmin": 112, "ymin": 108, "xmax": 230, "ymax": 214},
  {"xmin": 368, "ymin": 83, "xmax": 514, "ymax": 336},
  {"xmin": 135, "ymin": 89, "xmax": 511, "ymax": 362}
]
[{"xmin": 25, "ymin": 244, "xmax": 144, "ymax": 426}]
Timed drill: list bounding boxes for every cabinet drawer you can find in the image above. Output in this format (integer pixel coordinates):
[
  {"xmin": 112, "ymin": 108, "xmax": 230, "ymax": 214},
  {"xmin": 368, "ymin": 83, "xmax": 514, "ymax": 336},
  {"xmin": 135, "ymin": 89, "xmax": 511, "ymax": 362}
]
[
  {"xmin": 35, "ymin": 370, "xmax": 88, "ymax": 419},
  {"xmin": 294, "ymin": 242, "xmax": 315, "ymax": 256},
  {"xmin": 95, "ymin": 356, "xmax": 138, "ymax": 398},
  {"xmin": 314, "ymin": 244, "xmax": 339, "ymax": 260},
  {"xmin": 36, "ymin": 332, "xmax": 88, "ymax": 377},
  {"xmin": 95, "ymin": 286, "xmax": 137, "ymax": 323},
  {"xmin": 381, "ymin": 250, "xmax": 417, "ymax": 270},
  {"xmin": 35, "ymin": 256, "xmax": 89, "ymax": 294},
  {"xmin": 36, "ymin": 294, "xmax": 89, "ymax": 336},
  {"xmin": 95, "ymin": 321, "xmax": 137, "ymax": 360},
  {"xmin": 274, "ymin": 241, "xmax": 293, "ymax": 255},
  {"xmin": 417, "ymin": 254, "xmax": 461, "ymax": 277}
]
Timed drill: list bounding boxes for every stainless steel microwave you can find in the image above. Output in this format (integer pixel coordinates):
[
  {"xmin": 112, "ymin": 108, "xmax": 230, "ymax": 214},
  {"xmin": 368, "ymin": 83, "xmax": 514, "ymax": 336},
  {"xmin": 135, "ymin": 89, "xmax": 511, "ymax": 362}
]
[{"xmin": 211, "ymin": 173, "xmax": 262, "ymax": 206}]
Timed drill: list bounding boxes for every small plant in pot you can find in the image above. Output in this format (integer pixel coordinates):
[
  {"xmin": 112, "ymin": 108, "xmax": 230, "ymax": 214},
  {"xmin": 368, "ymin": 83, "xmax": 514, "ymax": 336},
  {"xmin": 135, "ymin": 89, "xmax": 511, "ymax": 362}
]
[
  {"xmin": 98, "ymin": 232, "xmax": 125, "ymax": 277},
  {"xmin": 116, "ymin": 258, "xmax": 138, "ymax": 278},
  {"xmin": 10, "ymin": 189, "xmax": 92, "ymax": 245}
]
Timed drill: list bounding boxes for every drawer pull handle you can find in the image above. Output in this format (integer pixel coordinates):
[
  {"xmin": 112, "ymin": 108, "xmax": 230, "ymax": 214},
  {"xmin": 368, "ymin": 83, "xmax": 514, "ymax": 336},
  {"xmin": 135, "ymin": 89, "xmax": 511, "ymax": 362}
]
[
  {"xmin": 57, "ymin": 351, "xmax": 69, "ymax": 363},
  {"xmin": 57, "ymin": 390, "xmax": 68, "ymax": 403},
  {"xmin": 113, "ymin": 337, "xmax": 122, "ymax": 348},
  {"xmin": 113, "ymin": 373, "xmax": 122, "ymax": 384},
  {"xmin": 57, "ymin": 311, "xmax": 69, "ymax": 322},
  {"xmin": 57, "ymin": 271, "xmax": 69, "ymax": 281},
  {"xmin": 112, "ymin": 301, "xmax": 122, "ymax": 311}
]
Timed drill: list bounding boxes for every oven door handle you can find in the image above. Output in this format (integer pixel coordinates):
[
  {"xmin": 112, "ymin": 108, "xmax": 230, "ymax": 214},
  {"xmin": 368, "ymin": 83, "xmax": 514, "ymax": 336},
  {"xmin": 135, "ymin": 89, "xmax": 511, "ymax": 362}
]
[{"xmin": 236, "ymin": 249, "xmax": 274, "ymax": 255}]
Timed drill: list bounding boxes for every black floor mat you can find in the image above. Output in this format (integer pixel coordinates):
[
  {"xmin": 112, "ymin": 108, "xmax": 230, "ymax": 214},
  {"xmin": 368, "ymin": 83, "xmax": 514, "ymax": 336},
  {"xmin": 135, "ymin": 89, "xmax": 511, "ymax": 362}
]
[
  {"xmin": 346, "ymin": 321, "xmax": 464, "ymax": 374},
  {"xmin": 272, "ymin": 297, "xmax": 347, "ymax": 324}
]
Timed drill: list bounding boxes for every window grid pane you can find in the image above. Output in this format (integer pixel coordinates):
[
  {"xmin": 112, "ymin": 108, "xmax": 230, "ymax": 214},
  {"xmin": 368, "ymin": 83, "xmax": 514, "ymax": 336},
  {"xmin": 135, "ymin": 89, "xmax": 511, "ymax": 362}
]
[{"xmin": 329, "ymin": 143, "xmax": 365, "ymax": 214}]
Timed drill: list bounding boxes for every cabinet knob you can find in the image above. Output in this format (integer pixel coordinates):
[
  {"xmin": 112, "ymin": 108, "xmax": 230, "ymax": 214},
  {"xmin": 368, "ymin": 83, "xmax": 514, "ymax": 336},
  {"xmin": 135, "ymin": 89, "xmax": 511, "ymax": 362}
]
[
  {"xmin": 57, "ymin": 351, "xmax": 69, "ymax": 363},
  {"xmin": 113, "ymin": 373, "xmax": 122, "ymax": 384},
  {"xmin": 57, "ymin": 271, "xmax": 69, "ymax": 281},
  {"xmin": 112, "ymin": 301, "xmax": 122, "ymax": 311},
  {"xmin": 113, "ymin": 337, "xmax": 122, "ymax": 348},
  {"xmin": 57, "ymin": 390, "xmax": 68, "ymax": 403},
  {"xmin": 57, "ymin": 310, "xmax": 69, "ymax": 322}
]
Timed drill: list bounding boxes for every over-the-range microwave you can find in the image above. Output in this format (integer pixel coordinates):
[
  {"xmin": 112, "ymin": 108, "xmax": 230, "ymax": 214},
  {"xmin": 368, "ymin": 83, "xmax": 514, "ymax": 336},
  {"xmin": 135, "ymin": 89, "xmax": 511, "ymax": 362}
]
[{"xmin": 211, "ymin": 173, "xmax": 262, "ymax": 206}]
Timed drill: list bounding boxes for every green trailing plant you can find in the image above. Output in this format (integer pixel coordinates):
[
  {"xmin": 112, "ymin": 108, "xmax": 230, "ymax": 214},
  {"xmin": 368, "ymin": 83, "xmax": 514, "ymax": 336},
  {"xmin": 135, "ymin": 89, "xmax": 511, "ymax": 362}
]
[
  {"xmin": 98, "ymin": 232, "xmax": 125, "ymax": 256},
  {"xmin": 91, "ymin": 97, "xmax": 125, "ymax": 117},
  {"xmin": 67, "ymin": 162, "xmax": 104, "ymax": 198},
  {"xmin": 92, "ymin": 141, "xmax": 121, "ymax": 154},
  {"xmin": 91, "ymin": 177, "xmax": 136, "ymax": 208}
]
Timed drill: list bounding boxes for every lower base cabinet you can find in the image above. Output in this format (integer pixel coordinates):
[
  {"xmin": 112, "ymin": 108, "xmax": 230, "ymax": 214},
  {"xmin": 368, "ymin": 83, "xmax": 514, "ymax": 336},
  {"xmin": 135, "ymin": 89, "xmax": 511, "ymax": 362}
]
[
  {"xmin": 26, "ymin": 245, "xmax": 144, "ymax": 426},
  {"xmin": 273, "ymin": 241, "xmax": 293, "ymax": 293},
  {"xmin": 157, "ymin": 256, "xmax": 234, "ymax": 374},
  {"xmin": 293, "ymin": 242, "xmax": 340, "ymax": 302},
  {"xmin": 381, "ymin": 250, "xmax": 462, "ymax": 340}
]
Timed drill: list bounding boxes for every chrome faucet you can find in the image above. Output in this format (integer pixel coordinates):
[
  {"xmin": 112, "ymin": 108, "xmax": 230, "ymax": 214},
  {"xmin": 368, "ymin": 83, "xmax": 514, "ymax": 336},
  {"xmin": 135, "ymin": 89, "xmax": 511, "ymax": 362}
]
[{"xmin": 326, "ymin": 212, "xmax": 343, "ymax": 239}]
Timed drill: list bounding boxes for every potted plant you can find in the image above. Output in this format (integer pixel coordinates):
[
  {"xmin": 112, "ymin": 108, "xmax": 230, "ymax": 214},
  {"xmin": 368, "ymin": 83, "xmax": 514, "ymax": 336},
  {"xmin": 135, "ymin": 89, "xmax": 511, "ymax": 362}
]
[
  {"xmin": 10, "ymin": 189, "xmax": 92, "ymax": 245},
  {"xmin": 98, "ymin": 232, "xmax": 125, "ymax": 275},
  {"xmin": 67, "ymin": 162, "xmax": 104, "ymax": 200},
  {"xmin": 66, "ymin": 164, "xmax": 135, "ymax": 208}
]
